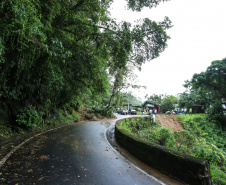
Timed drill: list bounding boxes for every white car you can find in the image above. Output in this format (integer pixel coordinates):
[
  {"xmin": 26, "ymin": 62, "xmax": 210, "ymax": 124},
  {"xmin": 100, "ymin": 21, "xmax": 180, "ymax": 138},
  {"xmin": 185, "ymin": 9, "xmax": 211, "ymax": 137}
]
[{"xmin": 120, "ymin": 108, "xmax": 128, "ymax": 115}]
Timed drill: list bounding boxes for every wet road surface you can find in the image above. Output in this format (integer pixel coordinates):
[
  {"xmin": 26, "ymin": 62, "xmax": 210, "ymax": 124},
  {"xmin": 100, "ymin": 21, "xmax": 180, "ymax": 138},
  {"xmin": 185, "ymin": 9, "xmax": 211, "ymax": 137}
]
[{"xmin": 0, "ymin": 115, "xmax": 181, "ymax": 185}]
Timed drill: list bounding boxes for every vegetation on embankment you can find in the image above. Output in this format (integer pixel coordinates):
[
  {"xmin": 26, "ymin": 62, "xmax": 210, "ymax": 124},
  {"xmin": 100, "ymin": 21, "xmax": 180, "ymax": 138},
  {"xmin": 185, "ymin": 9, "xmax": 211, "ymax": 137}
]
[
  {"xmin": 115, "ymin": 116, "xmax": 211, "ymax": 185},
  {"xmin": 118, "ymin": 115, "xmax": 226, "ymax": 185},
  {"xmin": 177, "ymin": 114, "xmax": 226, "ymax": 185},
  {"xmin": 0, "ymin": 105, "xmax": 112, "ymax": 142}
]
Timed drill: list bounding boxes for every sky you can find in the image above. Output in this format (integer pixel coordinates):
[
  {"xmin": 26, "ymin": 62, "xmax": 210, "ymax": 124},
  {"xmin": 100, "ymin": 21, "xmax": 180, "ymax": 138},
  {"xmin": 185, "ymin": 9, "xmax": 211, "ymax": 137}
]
[{"xmin": 109, "ymin": 0, "xmax": 226, "ymax": 100}]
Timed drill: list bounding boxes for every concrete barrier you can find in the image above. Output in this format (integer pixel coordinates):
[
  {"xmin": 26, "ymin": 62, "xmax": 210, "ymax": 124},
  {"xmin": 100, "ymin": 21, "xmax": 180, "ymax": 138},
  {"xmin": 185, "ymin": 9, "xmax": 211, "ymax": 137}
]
[{"xmin": 115, "ymin": 118, "xmax": 211, "ymax": 185}]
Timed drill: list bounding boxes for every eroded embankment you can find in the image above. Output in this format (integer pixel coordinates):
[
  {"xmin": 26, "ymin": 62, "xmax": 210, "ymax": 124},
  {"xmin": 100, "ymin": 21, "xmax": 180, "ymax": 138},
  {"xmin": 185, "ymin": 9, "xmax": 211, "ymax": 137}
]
[{"xmin": 156, "ymin": 114, "xmax": 184, "ymax": 132}]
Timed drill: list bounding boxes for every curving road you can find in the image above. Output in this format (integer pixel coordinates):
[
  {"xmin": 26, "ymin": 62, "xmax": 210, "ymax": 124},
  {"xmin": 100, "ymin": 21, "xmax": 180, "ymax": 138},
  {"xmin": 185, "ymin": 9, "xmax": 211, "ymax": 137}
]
[{"xmin": 0, "ymin": 115, "xmax": 180, "ymax": 185}]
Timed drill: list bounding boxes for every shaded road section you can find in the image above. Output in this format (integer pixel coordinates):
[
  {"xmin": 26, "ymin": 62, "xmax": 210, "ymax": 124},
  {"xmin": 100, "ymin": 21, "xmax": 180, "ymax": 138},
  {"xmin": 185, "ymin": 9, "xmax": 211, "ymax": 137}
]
[{"xmin": 1, "ymin": 117, "xmax": 177, "ymax": 185}]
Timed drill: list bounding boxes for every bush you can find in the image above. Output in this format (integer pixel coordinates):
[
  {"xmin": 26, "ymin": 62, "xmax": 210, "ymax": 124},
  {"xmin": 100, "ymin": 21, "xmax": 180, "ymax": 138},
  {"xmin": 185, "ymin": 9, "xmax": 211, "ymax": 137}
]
[
  {"xmin": 58, "ymin": 109, "xmax": 75, "ymax": 123},
  {"xmin": 192, "ymin": 146, "xmax": 221, "ymax": 164},
  {"xmin": 71, "ymin": 109, "xmax": 81, "ymax": 121},
  {"xmin": 174, "ymin": 130, "xmax": 195, "ymax": 153},
  {"xmin": 155, "ymin": 127, "xmax": 175, "ymax": 147},
  {"xmin": 16, "ymin": 107, "xmax": 42, "ymax": 129},
  {"xmin": 210, "ymin": 164, "xmax": 226, "ymax": 185},
  {"xmin": 121, "ymin": 115, "xmax": 226, "ymax": 184}
]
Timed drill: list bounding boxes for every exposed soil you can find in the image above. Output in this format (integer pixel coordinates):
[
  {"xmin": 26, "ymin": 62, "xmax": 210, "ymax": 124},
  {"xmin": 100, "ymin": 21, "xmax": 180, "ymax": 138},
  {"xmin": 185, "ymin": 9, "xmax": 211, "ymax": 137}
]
[{"xmin": 156, "ymin": 114, "xmax": 184, "ymax": 132}]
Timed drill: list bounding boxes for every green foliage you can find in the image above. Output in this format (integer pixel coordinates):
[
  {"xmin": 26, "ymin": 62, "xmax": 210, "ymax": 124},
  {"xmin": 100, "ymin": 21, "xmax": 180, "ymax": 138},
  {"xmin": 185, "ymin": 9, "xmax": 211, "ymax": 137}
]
[
  {"xmin": 178, "ymin": 89, "xmax": 206, "ymax": 113},
  {"xmin": 174, "ymin": 130, "xmax": 195, "ymax": 153},
  {"xmin": 120, "ymin": 91, "xmax": 142, "ymax": 107},
  {"xmin": 210, "ymin": 164, "xmax": 226, "ymax": 185},
  {"xmin": 178, "ymin": 114, "xmax": 226, "ymax": 152},
  {"xmin": 121, "ymin": 117, "xmax": 154, "ymax": 134},
  {"xmin": 127, "ymin": 0, "xmax": 170, "ymax": 12},
  {"xmin": 58, "ymin": 109, "xmax": 76, "ymax": 124},
  {"xmin": 178, "ymin": 114, "xmax": 226, "ymax": 184},
  {"xmin": 145, "ymin": 94, "xmax": 163, "ymax": 105},
  {"xmin": 160, "ymin": 95, "xmax": 178, "ymax": 113},
  {"xmin": 192, "ymin": 146, "xmax": 221, "ymax": 164},
  {"xmin": 183, "ymin": 58, "xmax": 226, "ymax": 120},
  {"xmin": 16, "ymin": 107, "xmax": 42, "ymax": 129},
  {"xmin": 191, "ymin": 58, "xmax": 226, "ymax": 100},
  {"xmin": 155, "ymin": 127, "xmax": 176, "ymax": 148},
  {"xmin": 89, "ymin": 106, "xmax": 114, "ymax": 118},
  {"xmin": 121, "ymin": 117, "xmax": 177, "ymax": 149},
  {"xmin": 0, "ymin": 0, "xmax": 172, "ymax": 127},
  {"xmin": 122, "ymin": 114, "xmax": 226, "ymax": 184},
  {"xmin": 0, "ymin": 172, "xmax": 6, "ymax": 184},
  {"xmin": 71, "ymin": 109, "xmax": 81, "ymax": 121}
]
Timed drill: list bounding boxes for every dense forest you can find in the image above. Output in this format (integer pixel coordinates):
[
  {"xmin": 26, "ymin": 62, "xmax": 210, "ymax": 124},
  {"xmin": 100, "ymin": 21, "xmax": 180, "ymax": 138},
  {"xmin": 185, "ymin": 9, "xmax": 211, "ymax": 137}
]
[{"xmin": 0, "ymin": 0, "xmax": 172, "ymax": 130}]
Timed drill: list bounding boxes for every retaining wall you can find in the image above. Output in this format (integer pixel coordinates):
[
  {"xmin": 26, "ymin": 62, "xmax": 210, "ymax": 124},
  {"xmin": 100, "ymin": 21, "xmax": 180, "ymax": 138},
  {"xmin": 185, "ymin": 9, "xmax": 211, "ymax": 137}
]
[{"xmin": 115, "ymin": 118, "xmax": 211, "ymax": 185}]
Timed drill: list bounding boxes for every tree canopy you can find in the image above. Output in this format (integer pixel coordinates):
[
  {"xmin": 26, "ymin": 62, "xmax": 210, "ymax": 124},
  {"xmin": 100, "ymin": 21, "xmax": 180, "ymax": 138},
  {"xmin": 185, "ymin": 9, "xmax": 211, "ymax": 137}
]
[
  {"xmin": 145, "ymin": 94, "xmax": 163, "ymax": 105},
  {"xmin": 0, "ymin": 0, "xmax": 172, "ymax": 125},
  {"xmin": 179, "ymin": 58, "xmax": 226, "ymax": 117},
  {"xmin": 191, "ymin": 59, "xmax": 226, "ymax": 100},
  {"xmin": 160, "ymin": 95, "xmax": 178, "ymax": 113}
]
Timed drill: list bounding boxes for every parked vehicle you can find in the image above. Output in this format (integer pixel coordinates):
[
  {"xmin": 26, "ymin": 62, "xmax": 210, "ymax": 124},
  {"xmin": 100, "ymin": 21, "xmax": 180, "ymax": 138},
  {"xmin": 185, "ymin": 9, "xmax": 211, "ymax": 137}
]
[
  {"xmin": 130, "ymin": 110, "xmax": 137, "ymax": 115},
  {"xmin": 120, "ymin": 108, "xmax": 128, "ymax": 115},
  {"xmin": 116, "ymin": 108, "xmax": 121, "ymax": 114}
]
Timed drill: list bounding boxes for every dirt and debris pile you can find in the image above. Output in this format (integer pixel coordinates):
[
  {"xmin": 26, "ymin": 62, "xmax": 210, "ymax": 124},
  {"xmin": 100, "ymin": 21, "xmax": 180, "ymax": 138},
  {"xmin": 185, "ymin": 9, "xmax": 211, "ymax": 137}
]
[{"xmin": 156, "ymin": 114, "xmax": 184, "ymax": 132}]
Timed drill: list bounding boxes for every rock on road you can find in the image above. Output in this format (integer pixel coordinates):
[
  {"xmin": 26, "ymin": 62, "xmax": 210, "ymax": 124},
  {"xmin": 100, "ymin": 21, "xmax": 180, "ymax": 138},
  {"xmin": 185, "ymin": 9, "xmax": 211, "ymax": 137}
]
[{"xmin": 0, "ymin": 115, "xmax": 181, "ymax": 185}]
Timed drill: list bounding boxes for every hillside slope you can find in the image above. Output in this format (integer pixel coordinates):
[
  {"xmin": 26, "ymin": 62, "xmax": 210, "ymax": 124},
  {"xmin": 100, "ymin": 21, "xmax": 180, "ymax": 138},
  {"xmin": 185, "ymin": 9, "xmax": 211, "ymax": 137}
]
[{"xmin": 156, "ymin": 114, "xmax": 184, "ymax": 132}]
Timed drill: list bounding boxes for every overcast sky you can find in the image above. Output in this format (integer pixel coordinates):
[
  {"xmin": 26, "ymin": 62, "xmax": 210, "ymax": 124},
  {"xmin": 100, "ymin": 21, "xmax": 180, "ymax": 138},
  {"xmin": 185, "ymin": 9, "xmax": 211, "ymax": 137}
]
[{"xmin": 109, "ymin": 0, "xmax": 226, "ymax": 100}]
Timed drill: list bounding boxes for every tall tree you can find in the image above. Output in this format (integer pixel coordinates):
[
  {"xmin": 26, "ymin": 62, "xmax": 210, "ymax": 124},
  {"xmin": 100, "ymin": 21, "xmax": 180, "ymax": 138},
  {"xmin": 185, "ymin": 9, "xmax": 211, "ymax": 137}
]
[
  {"xmin": 191, "ymin": 58, "xmax": 226, "ymax": 116},
  {"xmin": 191, "ymin": 59, "xmax": 226, "ymax": 100},
  {"xmin": 0, "ymin": 0, "xmax": 172, "ymax": 125},
  {"xmin": 182, "ymin": 58, "xmax": 226, "ymax": 118},
  {"xmin": 145, "ymin": 94, "xmax": 164, "ymax": 104},
  {"xmin": 160, "ymin": 95, "xmax": 178, "ymax": 113}
]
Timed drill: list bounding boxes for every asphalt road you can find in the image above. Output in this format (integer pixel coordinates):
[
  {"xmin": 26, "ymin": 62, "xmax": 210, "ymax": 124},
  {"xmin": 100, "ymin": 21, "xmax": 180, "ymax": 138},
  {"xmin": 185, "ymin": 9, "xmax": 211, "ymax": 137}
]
[{"xmin": 0, "ymin": 114, "xmax": 180, "ymax": 185}]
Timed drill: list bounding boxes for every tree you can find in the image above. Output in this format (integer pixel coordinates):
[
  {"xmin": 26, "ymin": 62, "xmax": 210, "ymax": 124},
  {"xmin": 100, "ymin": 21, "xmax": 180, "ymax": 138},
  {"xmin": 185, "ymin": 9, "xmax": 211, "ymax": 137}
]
[
  {"xmin": 121, "ymin": 92, "xmax": 142, "ymax": 106},
  {"xmin": 178, "ymin": 87, "xmax": 207, "ymax": 108},
  {"xmin": 190, "ymin": 58, "xmax": 226, "ymax": 114},
  {"xmin": 0, "ymin": 0, "xmax": 172, "ymax": 126},
  {"xmin": 191, "ymin": 59, "xmax": 226, "ymax": 100},
  {"xmin": 145, "ymin": 94, "xmax": 164, "ymax": 104},
  {"xmin": 0, "ymin": 0, "xmax": 111, "ymax": 122},
  {"xmin": 126, "ymin": 0, "xmax": 170, "ymax": 11},
  {"xmin": 160, "ymin": 95, "xmax": 178, "ymax": 113},
  {"xmin": 180, "ymin": 58, "xmax": 226, "ymax": 126},
  {"xmin": 107, "ymin": 63, "xmax": 146, "ymax": 110}
]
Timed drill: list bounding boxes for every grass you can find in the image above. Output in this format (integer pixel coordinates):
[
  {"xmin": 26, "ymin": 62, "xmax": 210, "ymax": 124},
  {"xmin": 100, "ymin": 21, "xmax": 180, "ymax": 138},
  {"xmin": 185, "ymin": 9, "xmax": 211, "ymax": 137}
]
[{"xmin": 120, "ymin": 114, "xmax": 226, "ymax": 185}]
